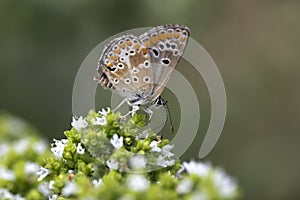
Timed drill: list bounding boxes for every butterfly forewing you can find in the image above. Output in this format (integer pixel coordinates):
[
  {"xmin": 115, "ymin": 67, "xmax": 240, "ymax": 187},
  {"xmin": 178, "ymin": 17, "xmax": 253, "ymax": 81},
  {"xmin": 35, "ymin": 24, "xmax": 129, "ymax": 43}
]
[
  {"xmin": 139, "ymin": 24, "xmax": 190, "ymax": 100},
  {"xmin": 97, "ymin": 34, "xmax": 154, "ymax": 102}
]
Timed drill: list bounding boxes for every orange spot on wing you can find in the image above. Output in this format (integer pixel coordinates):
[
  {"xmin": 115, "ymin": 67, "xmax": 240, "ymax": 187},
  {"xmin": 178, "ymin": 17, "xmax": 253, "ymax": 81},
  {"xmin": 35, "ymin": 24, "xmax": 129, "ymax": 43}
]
[
  {"xmin": 150, "ymin": 35, "xmax": 159, "ymax": 44},
  {"xmin": 180, "ymin": 36, "xmax": 187, "ymax": 42},
  {"xmin": 119, "ymin": 43, "xmax": 125, "ymax": 49},
  {"xmin": 107, "ymin": 62, "xmax": 113, "ymax": 67},
  {"xmin": 141, "ymin": 48, "xmax": 147, "ymax": 55},
  {"xmin": 113, "ymin": 49, "xmax": 121, "ymax": 54},
  {"xmin": 126, "ymin": 41, "xmax": 132, "ymax": 46},
  {"xmin": 166, "ymin": 32, "xmax": 173, "ymax": 39},
  {"xmin": 158, "ymin": 33, "xmax": 166, "ymax": 41},
  {"xmin": 109, "ymin": 55, "xmax": 118, "ymax": 61},
  {"xmin": 143, "ymin": 41, "xmax": 151, "ymax": 48},
  {"xmin": 173, "ymin": 32, "xmax": 180, "ymax": 38},
  {"xmin": 134, "ymin": 44, "xmax": 140, "ymax": 50}
]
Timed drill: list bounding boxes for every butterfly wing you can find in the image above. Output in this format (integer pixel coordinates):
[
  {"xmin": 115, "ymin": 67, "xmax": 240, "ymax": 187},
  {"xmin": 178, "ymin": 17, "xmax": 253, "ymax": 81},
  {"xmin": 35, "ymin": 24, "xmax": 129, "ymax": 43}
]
[
  {"xmin": 96, "ymin": 34, "xmax": 154, "ymax": 103},
  {"xmin": 139, "ymin": 24, "xmax": 190, "ymax": 101}
]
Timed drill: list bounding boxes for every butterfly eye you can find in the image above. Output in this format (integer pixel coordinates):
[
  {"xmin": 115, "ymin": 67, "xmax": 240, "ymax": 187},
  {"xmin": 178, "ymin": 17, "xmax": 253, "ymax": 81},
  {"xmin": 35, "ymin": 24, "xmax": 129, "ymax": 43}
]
[
  {"xmin": 161, "ymin": 58, "xmax": 170, "ymax": 66},
  {"xmin": 144, "ymin": 60, "xmax": 150, "ymax": 68}
]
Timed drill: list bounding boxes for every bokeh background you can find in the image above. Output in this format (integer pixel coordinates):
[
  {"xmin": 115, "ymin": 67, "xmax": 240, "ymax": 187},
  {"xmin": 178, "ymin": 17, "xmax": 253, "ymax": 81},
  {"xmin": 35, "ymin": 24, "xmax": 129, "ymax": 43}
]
[{"xmin": 1, "ymin": 0, "xmax": 300, "ymax": 199}]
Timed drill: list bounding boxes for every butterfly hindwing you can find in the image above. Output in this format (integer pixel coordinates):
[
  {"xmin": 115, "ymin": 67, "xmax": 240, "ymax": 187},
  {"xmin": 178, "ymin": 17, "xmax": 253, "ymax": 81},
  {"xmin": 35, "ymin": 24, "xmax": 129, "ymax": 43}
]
[{"xmin": 97, "ymin": 35, "xmax": 154, "ymax": 102}]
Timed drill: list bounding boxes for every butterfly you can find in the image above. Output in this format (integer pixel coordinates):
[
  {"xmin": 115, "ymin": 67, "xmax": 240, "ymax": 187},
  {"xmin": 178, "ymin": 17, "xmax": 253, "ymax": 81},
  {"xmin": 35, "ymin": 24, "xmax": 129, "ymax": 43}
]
[{"xmin": 95, "ymin": 24, "xmax": 190, "ymax": 118}]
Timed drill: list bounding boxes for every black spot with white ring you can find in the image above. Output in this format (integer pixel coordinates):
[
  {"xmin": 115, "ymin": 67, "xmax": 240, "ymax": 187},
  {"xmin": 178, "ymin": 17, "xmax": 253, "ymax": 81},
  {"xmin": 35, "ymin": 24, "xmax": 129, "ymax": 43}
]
[
  {"xmin": 114, "ymin": 78, "xmax": 119, "ymax": 84},
  {"xmin": 158, "ymin": 43, "xmax": 165, "ymax": 50},
  {"xmin": 124, "ymin": 78, "xmax": 131, "ymax": 84},
  {"xmin": 161, "ymin": 58, "xmax": 170, "ymax": 66},
  {"xmin": 151, "ymin": 48, "xmax": 159, "ymax": 57},
  {"xmin": 132, "ymin": 76, "xmax": 139, "ymax": 83},
  {"xmin": 143, "ymin": 76, "xmax": 150, "ymax": 83},
  {"xmin": 173, "ymin": 50, "xmax": 180, "ymax": 56},
  {"xmin": 118, "ymin": 63, "xmax": 124, "ymax": 69},
  {"xmin": 144, "ymin": 60, "xmax": 150, "ymax": 68},
  {"xmin": 129, "ymin": 50, "xmax": 135, "ymax": 56}
]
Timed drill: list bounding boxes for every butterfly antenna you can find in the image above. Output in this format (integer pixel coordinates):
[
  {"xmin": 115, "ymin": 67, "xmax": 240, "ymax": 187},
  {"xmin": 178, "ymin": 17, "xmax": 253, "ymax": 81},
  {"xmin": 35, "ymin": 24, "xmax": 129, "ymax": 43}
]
[{"xmin": 164, "ymin": 102, "xmax": 174, "ymax": 134}]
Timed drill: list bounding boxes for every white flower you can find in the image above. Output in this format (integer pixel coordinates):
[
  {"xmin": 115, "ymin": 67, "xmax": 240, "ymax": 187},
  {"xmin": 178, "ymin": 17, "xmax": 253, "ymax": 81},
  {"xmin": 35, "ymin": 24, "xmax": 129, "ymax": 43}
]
[
  {"xmin": 92, "ymin": 179, "xmax": 103, "ymax": 188},
  {"xmin": 99, "ymin": 107, "xmax": 111, "ymax": 116},
  {"xmin": 0, "ymin": 143, "xmax": 9, "ymax": 157},
  {"xmin": 48, "ymin": 194, "xmax": 58, "ymax": 200},
  {"xmin": 177, "ymin": 178, "xmax": 193, "ymax": 194},
  {"xmin": 135, "ymin": 130, "xmax": 149, "ymax": 140},
  {"xmin": 37, "ymin": 167, "xmax": 50, "ymax": 181},
  {"xmin": 91, "ymin": 116, "xmax": 107, "ymax": 125},
  {"xmin": 110, "ymin": 134, "xmax": 123, "ymax": 149},
  {"xmin": 212, "ymin": 168, "xmax": 237, "ymax": 198},
  {"xmin": 161, "ymin": 144, "xmax": 174, "ymax": 157},
  {"xmin": 38, "ymin": 182, "xmax": 52, "ymax": 197},
  {"xmin": 126, "ymin": 175, "xmax": 149, "ymax": 192},
  {"xmin": 190, "ymin": 192, "xmax": 208, "ymax": 200},
  {"xmin": 62, "ymin": 181, "xmax": 77, "ymax": 197},
  {"xmin": 33, "ymin": 140, "xmax": 47, "ymax": 154},
  {"xmin": 51, "ymin": 139, "xmax": 68, "ymax": 159},
  {"xmin": 129, "ymin": 156, "xmax": 147, "ymax": 170},
  {"xmin": 49, "ymin": 180, "xmax": 55, "ymax": 189},
  {"xmin": 76, "ymin": 143, "xmax": 85, "ymax": 154},
  {"xmin": 0, "ymin": 167, "xmax": 15, "ymax": 180},
  {"xmin": 118, "ymin": 194, "xmax": 135, "ymax": 200},
  {"xmin": 106, "ymin": 159, "xmax": 118, "ymax": 170},
  {"xmin": 24, "ymin": 162, "xmax": 39, "ymax": 175},
  {"xmin": 156, "ymin": 155, "xmax": 175, "ymax": 168},
  {"xmin": 183, "ymin": 161, "xmax": 211, "ymax": 177},
  {"xmin": 71, "ymin": 116, "xmax": 88, "ymax": 132},
  {"xmin": 14, "ymin": 138, "xmax": 30, "ymax": 154},
  {"xmin": 150, "ymin": 141, "xmax": 161, "ymax": 152},
  {"xmin": 0, "ymin": 188, "xmax": 25, "ymax": 200}
]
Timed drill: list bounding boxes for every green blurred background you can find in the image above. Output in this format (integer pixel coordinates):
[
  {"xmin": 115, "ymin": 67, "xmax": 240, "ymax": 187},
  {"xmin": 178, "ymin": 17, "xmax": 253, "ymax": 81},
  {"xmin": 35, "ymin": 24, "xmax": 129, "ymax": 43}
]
[{"xmin": 1, "ymin": 0, "xmax": 300, "ymax": 199}]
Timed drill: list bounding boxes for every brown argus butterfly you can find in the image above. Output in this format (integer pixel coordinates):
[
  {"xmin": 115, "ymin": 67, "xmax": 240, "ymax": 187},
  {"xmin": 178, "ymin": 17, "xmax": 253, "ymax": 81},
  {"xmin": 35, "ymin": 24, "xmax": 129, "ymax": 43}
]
[{"xmin": 95, "ymin": 24, "xmax": 190, "ymax": 118}]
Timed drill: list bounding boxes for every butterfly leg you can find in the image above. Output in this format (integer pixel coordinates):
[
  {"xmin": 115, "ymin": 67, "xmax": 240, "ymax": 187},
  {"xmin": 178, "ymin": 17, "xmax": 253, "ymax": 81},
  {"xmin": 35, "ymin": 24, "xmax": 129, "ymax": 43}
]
[
  {"xmin": 112, "ymin": 99, "xmax": 126, "ymax": 112},
  {"xmin": 120, "ymin": 105, "xmax": 140, "ymax": 120},
  {"xmin": 143, "ymin": 108, "xmax": 153, "ymax": 121}
]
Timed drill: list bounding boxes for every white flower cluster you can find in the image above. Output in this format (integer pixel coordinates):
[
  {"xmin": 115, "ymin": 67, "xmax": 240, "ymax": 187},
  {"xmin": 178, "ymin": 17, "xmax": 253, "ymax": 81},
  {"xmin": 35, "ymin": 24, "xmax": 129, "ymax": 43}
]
[
  {"xmin": 110, "ymin": 134, "xmax": 123, "ymax": 149},
  {"xmin": 155, "ymin": 144, "xmax": 175, "ymax": 168},
  {"xmin": 177, "ymin": 161, "xmax": 238, "ymax": 198},
  {"xmin": 0, "ymin": 188, "xmax": 25, "ymax": 200},
  {"xmin": 71, "ymin": 116, "xmax": 88, "ymax": 132},
  {"xmin": 51, "ymin": 139, "xmax": 68, "ymax": 159},
  {"xmin": 0, "ymin": 167, "xmax": 15, "ymax": 181},
  {"xmin": 126, "ymin": 174, "xmax": 149, "ymax": 192}
]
